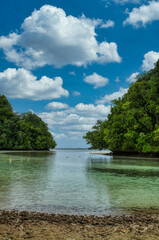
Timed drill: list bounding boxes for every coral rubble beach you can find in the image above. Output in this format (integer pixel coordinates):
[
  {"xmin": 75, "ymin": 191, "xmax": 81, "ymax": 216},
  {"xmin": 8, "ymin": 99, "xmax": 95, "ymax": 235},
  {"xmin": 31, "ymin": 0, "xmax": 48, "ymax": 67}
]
[{"xmin": 0, "ymin": 210, "xmax": 159, "ymax": 239}]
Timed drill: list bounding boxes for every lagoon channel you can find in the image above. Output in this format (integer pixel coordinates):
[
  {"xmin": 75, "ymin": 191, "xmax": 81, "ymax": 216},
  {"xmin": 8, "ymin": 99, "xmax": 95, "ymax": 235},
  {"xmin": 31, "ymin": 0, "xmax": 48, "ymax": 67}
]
[{"xmin": 0, "ymin": 149, "xmax": 159, "ymax": 216}]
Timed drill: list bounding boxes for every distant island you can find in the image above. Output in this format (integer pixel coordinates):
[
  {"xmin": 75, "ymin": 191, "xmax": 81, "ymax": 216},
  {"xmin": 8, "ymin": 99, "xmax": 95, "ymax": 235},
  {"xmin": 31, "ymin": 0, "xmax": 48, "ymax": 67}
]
[
  {"xmin": 0, "ymin": 95, "xmax": 56, "ymax": 150},
  {"xmin": 84, "ymin": 60, "xmax": 159, "ymax": 157}
]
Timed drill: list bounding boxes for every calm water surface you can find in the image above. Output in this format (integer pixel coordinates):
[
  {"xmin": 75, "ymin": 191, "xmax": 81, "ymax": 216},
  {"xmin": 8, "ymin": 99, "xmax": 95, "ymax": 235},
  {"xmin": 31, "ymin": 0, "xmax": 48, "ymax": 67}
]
[{"xmin": 0, "ymin": 149, "xmax": 159, "ymax": 216}]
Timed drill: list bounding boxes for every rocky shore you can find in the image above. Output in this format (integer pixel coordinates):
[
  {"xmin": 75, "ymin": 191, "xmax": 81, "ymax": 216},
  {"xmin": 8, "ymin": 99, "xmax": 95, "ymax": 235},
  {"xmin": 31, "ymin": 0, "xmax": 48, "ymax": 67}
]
[{"xmin": 0, "ymin": 210, "xmax": 159, "ymax": 239}]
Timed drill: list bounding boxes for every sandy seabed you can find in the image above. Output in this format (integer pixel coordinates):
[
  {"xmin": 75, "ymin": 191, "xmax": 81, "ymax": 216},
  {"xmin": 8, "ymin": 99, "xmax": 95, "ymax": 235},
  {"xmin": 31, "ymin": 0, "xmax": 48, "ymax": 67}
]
[{"xmin": 0, "ymin": 210, "xmax": 159, "ymax": 240}]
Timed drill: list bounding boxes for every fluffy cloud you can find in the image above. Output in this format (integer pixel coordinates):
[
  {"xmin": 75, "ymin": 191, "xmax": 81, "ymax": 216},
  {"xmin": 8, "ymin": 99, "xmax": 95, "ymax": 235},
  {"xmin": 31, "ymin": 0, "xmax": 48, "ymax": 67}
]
[
  {"xmin": 69, "ymin": 71, "xmax": 76, "ymax": 76},
  {"xmin": 0, "ymin": 5, "xmax": 121, "ymax": 69},
  {"xmin": 0, "ymin": 68, "xmax": 69, "ymax": 100},
  {"xmin": 46, "ymin": 102, "xmax": 69, "ymax": 110},
  {"xmin": 84, "ymin": 73, "xmax": 109, "ymax": 88},
  {"xmin": 124, "ymin": 1, "xmax": 159, "ymax": 27},
  {"xmin": 117, "ymin": 0, "xmax": 141, "ymax": 2},
  {"xmin": 115, "ymin": 76, "xmax": 120, "ymax": 82},
  {"xmin": 100, "ymin": 20, "xmax": 115, "ymax": 28},
  {"xmin": 105, "ymin": 0, "xmax": 142, "ymax": 6},
  {"xmin": 96, "ymin": 87, "xmax": 128, "ymax": 104},
  {"xmin": 39, "ymin": 103, "xmax": 111, "ymax": 143},
  {"xmin": 51, "ymin": 132, "xmax": 67, "ymax": 139},
  {"xmin": 126, "ymin": 72, "xmax": 139, "ymax": 83},
  {"xmin": 141, "ymin": 51, "xmax": 159, "ymax": 71},
  {"xmin": 72, "ymin": 91, "xmax": 81, "ymax": 96},
  {"xmin": 75, "ymin": 103, "xmax": 110, "ymax": 116}
]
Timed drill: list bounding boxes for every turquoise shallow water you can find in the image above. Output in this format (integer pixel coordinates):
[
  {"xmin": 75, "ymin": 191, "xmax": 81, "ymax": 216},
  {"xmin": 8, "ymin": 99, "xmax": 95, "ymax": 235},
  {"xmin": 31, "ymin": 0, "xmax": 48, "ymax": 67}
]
[{"xmin": 0, "ymin": 150, "xmax": 159, "ymax": 216}]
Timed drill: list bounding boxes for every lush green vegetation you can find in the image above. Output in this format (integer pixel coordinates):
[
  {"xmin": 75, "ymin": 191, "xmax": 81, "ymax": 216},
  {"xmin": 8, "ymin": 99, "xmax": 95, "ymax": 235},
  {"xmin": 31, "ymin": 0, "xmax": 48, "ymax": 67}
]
[
  {"xmin": 84, "ymin": 60, "xmax": 159, "ymax": 155},
  {"xmin": 0, "ymin": 95, "xmax": 56, "ymax": 150}
]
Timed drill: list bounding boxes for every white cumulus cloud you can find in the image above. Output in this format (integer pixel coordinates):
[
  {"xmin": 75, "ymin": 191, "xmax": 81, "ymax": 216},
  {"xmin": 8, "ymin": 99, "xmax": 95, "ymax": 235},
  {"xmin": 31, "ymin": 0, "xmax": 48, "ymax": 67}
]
[
  {"xmin": 105, "ymin": 0, "xmax": 142, "ymax": 7},
  {"xmin": 51, "ymin": 132, "xmax": 67, "ymax": 139},
  {"xmin": 0, "ymin": 5, "xmax": 121, "ymax": 69},
  {"xmin": 75, "ymin": 103, "xmax": 111, "ymax": 116},
  {"xmin": 126, "ymin": 72, "xmax": 139, "ymax": 83},
  {"xmin": 100, "ymin": 20, "xmax": 115, "ymax": 28},
  {"xmin": 115, "ymin": 76, "xmax": 120, "ymax": 82},
  {"xmin": 124, "ymin": 1, "xmax": 159, "ymax": 27},
  {"xmin": 84, "ymin": 73, "xmax": 109, "ymax": 88},
  {"xmin": 69, "ymin": 71, "xmax": 76, "ymax": 76},
  {"xmin": 0, "ymin": 68, "xmax": 69, "ymax": 100},
  {"xmin": 141, "ymin": 51, "xmax": 159, "ymax": 71},
  {"xmin": 39, "ymin": 103, "xmax": 111, "ymax": 143},
  {"xmin": 46, "ymin": 102, "xmax": 69, "ymax": 110},
  {"xmin": 72, "ymin": 91, "xmax": 81, "ymax": 96},
  {"xmin": 96, "ymin": 87, "xmax": 128, "ymax": 104}
]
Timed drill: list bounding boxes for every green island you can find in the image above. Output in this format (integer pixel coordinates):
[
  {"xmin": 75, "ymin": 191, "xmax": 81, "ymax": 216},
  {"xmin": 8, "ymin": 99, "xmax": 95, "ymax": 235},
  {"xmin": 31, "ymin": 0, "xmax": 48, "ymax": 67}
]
[
  {"xmin": 0, "ymin": 95, "xmax": 56, "ymax": 150},
  {"xmin": 84, "ymin": 60, "xmax": 159, "ymax": 157}
]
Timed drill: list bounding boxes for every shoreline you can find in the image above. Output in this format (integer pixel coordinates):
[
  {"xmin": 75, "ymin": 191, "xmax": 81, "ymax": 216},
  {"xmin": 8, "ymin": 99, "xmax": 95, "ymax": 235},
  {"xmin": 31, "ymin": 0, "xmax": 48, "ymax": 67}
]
[
  {"xmin": 0, "ymin": 210, "xmax": 159, "ymax": 239},
  {"xmin": 90, "ymin": 152, "xmax": 159, "ymax": 159}
]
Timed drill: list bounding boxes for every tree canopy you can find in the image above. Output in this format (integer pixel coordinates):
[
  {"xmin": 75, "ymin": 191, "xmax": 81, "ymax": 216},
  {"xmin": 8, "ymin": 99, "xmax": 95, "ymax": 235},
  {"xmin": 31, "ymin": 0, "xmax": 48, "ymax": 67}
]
[
  {"xmin": 84, "ymin": 60, "xmax": 159, "ymax": 156},
  {"xmin": 0, "ymin": 95, "xmax": 56, "ymax": 150}
]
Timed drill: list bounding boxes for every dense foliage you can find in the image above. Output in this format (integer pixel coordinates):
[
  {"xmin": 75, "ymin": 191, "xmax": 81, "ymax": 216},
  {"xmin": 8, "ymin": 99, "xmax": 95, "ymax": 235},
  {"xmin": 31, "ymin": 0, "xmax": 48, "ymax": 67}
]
[
  {"xmin": 84, "ymin": 60, "xmax": 159, "ymax": 155},
  {"xmin": 83, "ymin": 120, "xmax": 106, "ymax": 150},
  {"xmin": 0, "ymin": 95, "xmax": 56, "ymax": 150}
]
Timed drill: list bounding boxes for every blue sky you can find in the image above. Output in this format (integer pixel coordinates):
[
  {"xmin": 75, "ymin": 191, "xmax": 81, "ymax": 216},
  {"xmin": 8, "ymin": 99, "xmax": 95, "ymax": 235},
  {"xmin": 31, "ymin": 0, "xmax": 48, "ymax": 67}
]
[{"xmin": 0, "ymin": 0, "xmax": 159, "ymax": 147}]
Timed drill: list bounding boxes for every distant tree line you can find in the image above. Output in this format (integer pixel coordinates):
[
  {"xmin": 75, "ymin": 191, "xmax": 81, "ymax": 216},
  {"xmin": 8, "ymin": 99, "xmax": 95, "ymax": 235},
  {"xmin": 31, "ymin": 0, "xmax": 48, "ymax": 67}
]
[
  {"xmin": 0, "ymin": 95, "xmax": 56, "ymax": 150},
  {"xmin": 84, "ymin": 60, "xmax": 159, "ymax": 156}
]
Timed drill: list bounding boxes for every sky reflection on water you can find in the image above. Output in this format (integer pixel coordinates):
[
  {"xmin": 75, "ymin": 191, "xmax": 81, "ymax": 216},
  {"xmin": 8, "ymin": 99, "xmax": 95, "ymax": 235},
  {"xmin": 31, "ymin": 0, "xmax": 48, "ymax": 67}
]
[{"xmin": 0, "ymin": 150, "xmax": 159, "ymax": 216}]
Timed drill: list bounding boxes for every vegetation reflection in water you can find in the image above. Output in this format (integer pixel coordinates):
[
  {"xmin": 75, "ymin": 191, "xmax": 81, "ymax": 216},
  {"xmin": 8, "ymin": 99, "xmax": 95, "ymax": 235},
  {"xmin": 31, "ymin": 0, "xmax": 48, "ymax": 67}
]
[
  {"xmin": 0, "ymin": 150, "xmax": 159, "ymax": 216},
  {"xmin": 87, "ymin": 156, "xmax": 159, "ymax": 212}
]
